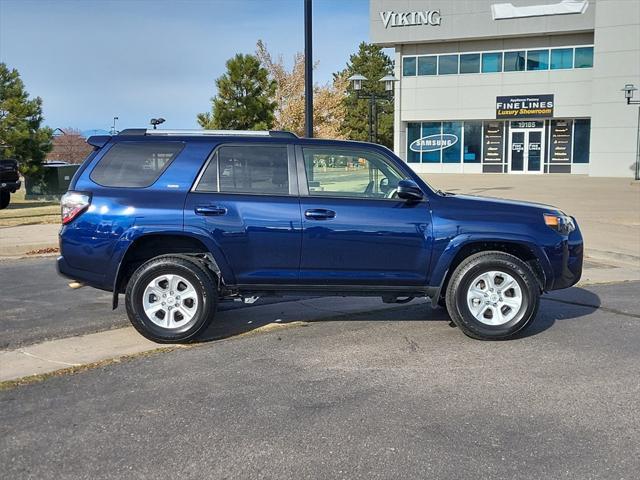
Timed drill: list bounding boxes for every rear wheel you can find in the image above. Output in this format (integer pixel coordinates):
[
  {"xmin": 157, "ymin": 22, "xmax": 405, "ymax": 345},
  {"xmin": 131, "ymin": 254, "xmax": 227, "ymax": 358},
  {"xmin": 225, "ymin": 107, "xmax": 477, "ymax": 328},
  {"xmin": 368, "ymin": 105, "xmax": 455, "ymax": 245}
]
[
  {"xmin": 0, "ymin": 191, "xmax": 10, "ymax": 210},
  {"xmin": 445, "ymin": 251, "xmax": 540, "ymax": 340},
  {"xmin": 125, "ymin": 256, "xmax": 217, "ymax": 343}
]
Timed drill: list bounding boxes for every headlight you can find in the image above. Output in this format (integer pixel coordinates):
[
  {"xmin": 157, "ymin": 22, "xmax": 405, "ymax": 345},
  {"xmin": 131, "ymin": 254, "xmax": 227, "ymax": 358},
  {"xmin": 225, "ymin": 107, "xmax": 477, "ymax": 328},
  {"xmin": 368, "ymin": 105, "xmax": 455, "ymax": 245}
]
[{"xmin": 544, "ymin": 213, "xmax": 575, "ymax": 235}]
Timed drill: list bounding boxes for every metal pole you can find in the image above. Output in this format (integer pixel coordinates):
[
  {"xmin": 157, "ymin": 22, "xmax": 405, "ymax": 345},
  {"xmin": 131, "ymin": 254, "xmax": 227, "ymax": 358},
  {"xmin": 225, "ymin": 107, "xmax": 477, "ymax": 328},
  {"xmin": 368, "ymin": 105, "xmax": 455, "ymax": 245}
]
[
  {"xmin": 304, "ymin": 0, "xmax": 313, "ymax": 138},
  {"xmin": 368, "ymin": 96, "xmax": 374, "ymax": 143},
  {"xmin": 636, "ymin": 106, "xmax": 640, "ymax": 180},
  {"xmin": 373, "ymin": 95, "xmax": 378, "ymax": 144}
]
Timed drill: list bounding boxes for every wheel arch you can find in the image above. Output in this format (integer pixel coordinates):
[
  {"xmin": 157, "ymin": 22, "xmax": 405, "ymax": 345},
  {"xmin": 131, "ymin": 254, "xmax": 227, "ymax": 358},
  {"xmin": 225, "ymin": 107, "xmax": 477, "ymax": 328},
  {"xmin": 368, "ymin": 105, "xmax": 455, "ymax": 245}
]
[
  {"xmin": 111, "ymin": 231, "xmax": 232, "ymax": 309},
  {"xmin": 430, "ymin": 235, "xmax": 551, "ymax": 303}
]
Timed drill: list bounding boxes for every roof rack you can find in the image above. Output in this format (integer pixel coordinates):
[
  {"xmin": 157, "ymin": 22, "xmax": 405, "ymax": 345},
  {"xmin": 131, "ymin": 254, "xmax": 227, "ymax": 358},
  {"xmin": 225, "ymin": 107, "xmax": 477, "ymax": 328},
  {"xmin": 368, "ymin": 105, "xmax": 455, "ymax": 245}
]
[{"xmin": 118, "ymin": 129, "xmax": 298, "ymax": 138}]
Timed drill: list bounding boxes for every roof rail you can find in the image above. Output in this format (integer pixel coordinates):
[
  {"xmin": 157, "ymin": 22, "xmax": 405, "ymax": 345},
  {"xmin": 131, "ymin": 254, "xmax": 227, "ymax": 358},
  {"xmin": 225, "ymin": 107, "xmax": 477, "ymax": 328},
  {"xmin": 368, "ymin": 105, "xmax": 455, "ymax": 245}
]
[{"xmin": 118, "ymin": 129, "xmax": 298, "ymax": 138}]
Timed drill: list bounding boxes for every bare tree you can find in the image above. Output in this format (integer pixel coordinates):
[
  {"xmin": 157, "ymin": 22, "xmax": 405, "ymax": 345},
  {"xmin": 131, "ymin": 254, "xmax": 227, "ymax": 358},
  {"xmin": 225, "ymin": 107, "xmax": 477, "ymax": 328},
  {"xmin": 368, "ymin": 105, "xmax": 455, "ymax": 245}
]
[
  {"xmin": 47, "ymin": 128, "xmax": 93, "ymax": 164},
  {"xmin": 256, "ymin": 40, "xmax": 347, "ymax": 139}
]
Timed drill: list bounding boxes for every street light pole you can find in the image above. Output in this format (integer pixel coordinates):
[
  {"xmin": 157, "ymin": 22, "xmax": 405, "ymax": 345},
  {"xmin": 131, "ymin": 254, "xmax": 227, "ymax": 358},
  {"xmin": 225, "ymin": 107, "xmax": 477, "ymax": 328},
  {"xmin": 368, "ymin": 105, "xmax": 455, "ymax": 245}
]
[
  {"xmin": 111, "ymin": 116, "xmax": 119, "ymax": 135},
  {"xmin": 304, "ymin": 0, "xmax": 313, "ymax": 138},
  {"xmin": 620, "ymin": 84, "xmax": 640, "ymax": 180},
  {"xmin": 348, "ymin": 74, "xmax": 397, "ymax": 144}
]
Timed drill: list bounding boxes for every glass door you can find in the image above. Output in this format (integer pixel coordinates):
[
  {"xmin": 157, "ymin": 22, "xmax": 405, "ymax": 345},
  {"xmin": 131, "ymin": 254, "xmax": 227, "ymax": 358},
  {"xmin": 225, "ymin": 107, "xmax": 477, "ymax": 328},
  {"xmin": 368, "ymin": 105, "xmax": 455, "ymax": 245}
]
[{"xmin": 509, "ymin": 127, "xmax": 544, "ymax": 174}]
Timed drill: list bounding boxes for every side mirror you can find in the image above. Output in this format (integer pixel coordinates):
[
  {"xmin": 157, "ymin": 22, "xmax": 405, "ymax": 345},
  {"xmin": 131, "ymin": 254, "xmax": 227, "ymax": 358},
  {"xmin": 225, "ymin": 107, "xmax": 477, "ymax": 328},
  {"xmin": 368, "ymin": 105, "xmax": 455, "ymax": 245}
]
[{"xmin": 396, "ymin": 179, "xmax": 424, "ymax": 202}]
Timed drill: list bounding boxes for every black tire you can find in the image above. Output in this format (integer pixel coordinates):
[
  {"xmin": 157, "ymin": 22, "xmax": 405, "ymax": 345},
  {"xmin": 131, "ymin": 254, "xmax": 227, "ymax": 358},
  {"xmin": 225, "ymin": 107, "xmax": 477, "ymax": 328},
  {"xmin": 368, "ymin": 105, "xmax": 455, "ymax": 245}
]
[
  {"xmin": 0, "ymin": 191, "xmax": 9, "ymax": 210},
  {"xmin": 125, "ymin": 255, "xmax": 218, "ymax": 343},
  {"xmin": 445, "ymin": 251, "xmax": 540, "ymax": 340}
]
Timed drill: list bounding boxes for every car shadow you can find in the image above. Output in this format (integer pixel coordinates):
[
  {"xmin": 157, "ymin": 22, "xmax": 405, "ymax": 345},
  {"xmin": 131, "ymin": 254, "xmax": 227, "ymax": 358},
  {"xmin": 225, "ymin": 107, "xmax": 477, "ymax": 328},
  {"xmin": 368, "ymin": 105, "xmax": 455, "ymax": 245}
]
[{"xmin": 193, "ymin": 287, "xmax": 600, "ymax": 343}]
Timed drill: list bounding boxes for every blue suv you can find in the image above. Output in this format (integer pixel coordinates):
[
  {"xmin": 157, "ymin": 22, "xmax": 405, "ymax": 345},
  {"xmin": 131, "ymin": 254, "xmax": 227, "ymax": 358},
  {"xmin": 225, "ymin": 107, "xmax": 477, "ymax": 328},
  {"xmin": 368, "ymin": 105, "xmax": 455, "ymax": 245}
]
[{"xmin": 58, "ymin": 129, "xmax": 583, "ymax": 342}]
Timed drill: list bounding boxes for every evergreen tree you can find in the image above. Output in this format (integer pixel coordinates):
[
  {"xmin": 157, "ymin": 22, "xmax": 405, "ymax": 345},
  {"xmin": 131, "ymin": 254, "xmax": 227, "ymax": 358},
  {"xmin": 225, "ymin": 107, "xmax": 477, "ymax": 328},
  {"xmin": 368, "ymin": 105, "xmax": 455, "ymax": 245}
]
[
  {"xmin": 198, "ymin": 54, "xmax": 277, "ymax": 130},
  {"xmin": 336, "ymin": 42, "xmax": 394, "ymax": 148},
  {"xmin": 0, "ymin": 63, "xmax": 52, "ymax": 175}
]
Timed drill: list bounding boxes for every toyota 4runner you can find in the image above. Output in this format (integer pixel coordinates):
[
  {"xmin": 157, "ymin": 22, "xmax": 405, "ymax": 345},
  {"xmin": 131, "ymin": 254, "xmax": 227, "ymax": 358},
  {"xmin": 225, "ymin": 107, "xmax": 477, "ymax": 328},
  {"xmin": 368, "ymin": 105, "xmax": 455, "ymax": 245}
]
[{"xmin": 57, "ymin": 129, "xmax": 583, "ymax": 342}]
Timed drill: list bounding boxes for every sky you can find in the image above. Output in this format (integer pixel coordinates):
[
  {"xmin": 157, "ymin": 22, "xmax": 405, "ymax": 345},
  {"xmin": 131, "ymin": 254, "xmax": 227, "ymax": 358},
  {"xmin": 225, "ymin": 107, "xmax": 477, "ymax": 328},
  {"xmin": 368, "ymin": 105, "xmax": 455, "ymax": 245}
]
[{"xmin": 0, "ymin": 0, "xmax": 370, "ymax": 133}]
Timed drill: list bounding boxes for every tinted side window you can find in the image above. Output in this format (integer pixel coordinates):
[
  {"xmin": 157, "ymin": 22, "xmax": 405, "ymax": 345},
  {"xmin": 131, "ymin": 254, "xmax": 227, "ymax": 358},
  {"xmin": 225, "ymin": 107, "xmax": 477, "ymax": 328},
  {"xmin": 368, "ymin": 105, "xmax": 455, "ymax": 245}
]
[
  {"xmin": 196, "ymin": 145, "xmax": 289, "ymax": 195},
  {"xmin": 302, "ymin": 148, "xmax": 403, "ymax": 199},
  {"xmin": 90, "ymin": 142, "xmax": 183, "ymax": 188}
]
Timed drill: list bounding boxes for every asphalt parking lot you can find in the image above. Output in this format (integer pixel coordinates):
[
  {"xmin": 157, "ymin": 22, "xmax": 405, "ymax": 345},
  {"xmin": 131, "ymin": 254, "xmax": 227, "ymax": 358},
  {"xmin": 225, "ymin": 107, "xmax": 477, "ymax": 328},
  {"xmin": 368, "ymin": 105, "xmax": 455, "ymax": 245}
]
[{"xmin": 1, "ymin": 257, "xmax": 640, "ymax": 478}]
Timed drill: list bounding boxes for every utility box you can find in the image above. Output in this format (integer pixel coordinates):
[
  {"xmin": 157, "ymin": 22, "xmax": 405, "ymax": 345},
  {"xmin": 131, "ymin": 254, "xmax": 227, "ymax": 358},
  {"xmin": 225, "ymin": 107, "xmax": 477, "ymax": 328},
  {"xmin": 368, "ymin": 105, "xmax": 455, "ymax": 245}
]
[{"xmin": 25, "ymin": 164, "xmax": 80, "ymax": 199}]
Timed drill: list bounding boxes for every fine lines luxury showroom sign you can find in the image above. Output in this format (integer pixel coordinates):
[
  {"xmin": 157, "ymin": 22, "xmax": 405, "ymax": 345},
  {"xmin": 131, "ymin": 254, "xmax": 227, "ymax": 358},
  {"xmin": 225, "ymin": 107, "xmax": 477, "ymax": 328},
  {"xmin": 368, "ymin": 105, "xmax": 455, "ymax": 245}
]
[{"xmin": 496, "ymin": 95, "xmax": 554, "ymax": 119}]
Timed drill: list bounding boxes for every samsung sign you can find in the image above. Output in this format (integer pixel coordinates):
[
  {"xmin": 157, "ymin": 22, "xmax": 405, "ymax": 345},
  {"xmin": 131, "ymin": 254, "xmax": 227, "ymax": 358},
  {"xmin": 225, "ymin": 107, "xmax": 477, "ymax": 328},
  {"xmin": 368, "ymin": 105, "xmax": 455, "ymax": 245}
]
[
  {"xmin": 410, "ymin": 134, "xmax": 458, "ymax": 153},
  {"xmin": 380, "ymin": 10, "xmax": 442, "ymax": 28}
]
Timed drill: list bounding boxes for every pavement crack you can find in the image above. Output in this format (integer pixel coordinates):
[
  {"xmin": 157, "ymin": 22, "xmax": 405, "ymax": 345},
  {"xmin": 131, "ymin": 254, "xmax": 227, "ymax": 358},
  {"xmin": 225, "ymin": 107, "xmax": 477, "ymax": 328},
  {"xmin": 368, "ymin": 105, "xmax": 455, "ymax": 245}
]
[
  {"xmin": 542, "ymin": 297, "xmax": 640, "ymax": 319},
  {"xmin": 18, "ymin": 350, "xmax": 82, "ymax": 367}
]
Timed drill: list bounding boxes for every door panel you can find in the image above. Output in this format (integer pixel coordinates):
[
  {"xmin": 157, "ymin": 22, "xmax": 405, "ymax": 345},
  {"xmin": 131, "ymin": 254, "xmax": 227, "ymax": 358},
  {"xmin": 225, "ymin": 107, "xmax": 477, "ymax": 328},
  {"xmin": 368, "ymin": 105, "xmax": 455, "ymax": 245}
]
[
  {"xmin": 298, "ymin": 146, "xmax": 432, "ymax": 286},
  {"xmin": 510, "ymin": 132, "xmax": 525, "ymax": 172},
  {"xmin": 185, "ymin": 193, "xmax": 301, "ymax": 284},
  {"xmin": 527, "ymin": 131, "xmax": 542, "ymax": 172}
]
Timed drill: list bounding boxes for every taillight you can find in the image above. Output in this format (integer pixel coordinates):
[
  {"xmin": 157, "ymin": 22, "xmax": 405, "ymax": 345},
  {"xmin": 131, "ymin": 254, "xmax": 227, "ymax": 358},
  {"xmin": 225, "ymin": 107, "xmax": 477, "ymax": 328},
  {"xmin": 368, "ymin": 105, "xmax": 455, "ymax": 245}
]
[{"xmin": 61, "ymin": 191, "xmax": 91, "ymax": 225}]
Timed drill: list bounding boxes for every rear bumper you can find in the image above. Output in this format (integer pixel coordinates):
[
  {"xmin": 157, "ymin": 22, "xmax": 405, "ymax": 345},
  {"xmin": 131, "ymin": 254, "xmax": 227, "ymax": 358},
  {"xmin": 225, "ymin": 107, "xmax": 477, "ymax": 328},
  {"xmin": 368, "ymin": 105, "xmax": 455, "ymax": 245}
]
[
  {"xmin": 0, "ymin": 179, "xmax": 21, "ymax": 193},
  {"xmin": 544, "ymin": 223, "xmax": 584, "ymax": 291},
  {"xmin": 57, "ymin": 255, "xmax": 111, "ymax": 292}
]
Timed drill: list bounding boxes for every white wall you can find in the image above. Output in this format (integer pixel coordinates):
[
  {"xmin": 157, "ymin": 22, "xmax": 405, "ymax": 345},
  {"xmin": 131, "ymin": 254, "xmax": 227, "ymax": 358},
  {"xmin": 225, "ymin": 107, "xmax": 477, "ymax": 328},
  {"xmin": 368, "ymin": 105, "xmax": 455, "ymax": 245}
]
[{"xmin": 589, "ymin": 0, "xmax": 640, "ymax": 178}]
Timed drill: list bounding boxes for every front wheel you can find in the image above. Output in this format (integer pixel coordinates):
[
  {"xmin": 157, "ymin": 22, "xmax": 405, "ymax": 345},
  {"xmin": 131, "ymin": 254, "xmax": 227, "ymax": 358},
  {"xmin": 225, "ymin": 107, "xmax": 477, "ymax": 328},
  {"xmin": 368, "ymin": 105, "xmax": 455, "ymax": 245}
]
[
  {"xmin": 125, "ymin": 255, "xmax": 217, "ymax": 343},
  {"xmin": 445, "ymin": 251, "xmax": 540, "ymax": 340}
]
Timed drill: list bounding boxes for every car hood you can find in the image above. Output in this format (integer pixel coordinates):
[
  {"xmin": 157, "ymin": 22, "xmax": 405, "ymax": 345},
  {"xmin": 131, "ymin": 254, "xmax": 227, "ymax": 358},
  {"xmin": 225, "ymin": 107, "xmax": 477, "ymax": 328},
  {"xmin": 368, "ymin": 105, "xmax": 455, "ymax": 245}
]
[{"xmin": 441, "ymin": 192, "xmax": 560, "ymax": 214}]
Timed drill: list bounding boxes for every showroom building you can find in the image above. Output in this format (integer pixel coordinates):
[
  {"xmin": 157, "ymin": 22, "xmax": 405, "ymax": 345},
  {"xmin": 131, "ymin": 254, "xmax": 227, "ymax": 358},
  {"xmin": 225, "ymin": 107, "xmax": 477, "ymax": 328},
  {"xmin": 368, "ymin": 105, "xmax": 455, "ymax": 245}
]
[{"xmin": 370, "ymin": 0, "xmax": 640, "ymax": 177}]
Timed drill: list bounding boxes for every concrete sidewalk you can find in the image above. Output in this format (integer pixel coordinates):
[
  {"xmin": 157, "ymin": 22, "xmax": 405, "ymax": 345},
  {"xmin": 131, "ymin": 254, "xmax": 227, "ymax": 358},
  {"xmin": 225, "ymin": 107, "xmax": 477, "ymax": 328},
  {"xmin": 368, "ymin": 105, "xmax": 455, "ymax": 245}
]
[{"xmin": 0, "ymin": 223, "xmax": 60, "ymax": 256}]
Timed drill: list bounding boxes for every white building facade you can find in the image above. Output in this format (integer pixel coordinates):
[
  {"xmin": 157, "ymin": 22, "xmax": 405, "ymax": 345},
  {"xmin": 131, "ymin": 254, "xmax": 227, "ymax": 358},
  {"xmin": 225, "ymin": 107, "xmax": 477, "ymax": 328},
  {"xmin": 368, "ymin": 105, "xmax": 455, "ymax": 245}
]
[{"xmin": 370, "ymin": 0, "xmax": 640, "ymax": 177}]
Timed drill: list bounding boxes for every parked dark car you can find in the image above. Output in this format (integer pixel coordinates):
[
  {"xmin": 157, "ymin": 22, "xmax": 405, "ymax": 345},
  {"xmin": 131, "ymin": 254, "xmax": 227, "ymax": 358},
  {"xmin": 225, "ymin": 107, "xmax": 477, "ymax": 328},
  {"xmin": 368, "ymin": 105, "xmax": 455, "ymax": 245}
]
[
  {"xmin": 57, "ymin": 129, "xmax": 583, "ymax": 342},
  {"xmin": 0, "ymin": 159, "xmax": 21, "ymax": 209}
]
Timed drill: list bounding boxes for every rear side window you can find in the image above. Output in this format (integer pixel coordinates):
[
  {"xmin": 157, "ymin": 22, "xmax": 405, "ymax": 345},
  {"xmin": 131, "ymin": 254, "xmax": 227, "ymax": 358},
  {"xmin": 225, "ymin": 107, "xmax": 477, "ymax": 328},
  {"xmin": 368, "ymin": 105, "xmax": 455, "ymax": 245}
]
[
  {"xmin": 195, "ymin": 145, "xmax": 289, "ymax": 195},
  {"xmin": 90, "ymin": 142, "xmax": 183, "ymax": 188}
]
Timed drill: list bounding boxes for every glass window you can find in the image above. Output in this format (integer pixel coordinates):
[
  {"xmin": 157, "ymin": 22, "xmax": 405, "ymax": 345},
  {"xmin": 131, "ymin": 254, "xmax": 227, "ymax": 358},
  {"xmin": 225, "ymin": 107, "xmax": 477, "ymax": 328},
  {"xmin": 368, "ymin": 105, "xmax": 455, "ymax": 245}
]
[
  {"xmin": 213, "ymin": 145, "xmax": 289, "ymax": 195},
  {"xmin": 459, "ymin": 53, "xmax": 480, "ymax": 74},
  {"xmin": 90, "ymin": 142, "xmax": 183, "ymax": 188},
  {"xmin": 463, "ymin": 121, "xmax": 482, "ymax": 163},
  {"xmin": 551, "ymin": 48, "xmax": 573, "ymax": 69},
  {"xmin": 574, "ymin": 47, "xmax": 594, "ymax": 68},
  {"xmin": 438, "ymin": 55, "xmax": 459, "ymax": 75},
  {"xmin": 503, "ymin": 51, "xmax": 526, "ymax": 72},
  {"xmin": 527, "ymin": 49, "xmax": 549, "ymax": 71},
  {"xmin": 302, "ymin": 148, "xmax": 403, "ymax": 199},
  {"xmin": 407, "ymin": 123, "xmax": 421, "ymax": 163},
  {"xmin": 402, "ymin": 57, "xmax": 417, "ymax": 76},
  {"xmin": 481, "ymin": 52, "xmax": 502, "ymax": 73},
  {"xmin": 573, "ymin": 119, "xmax": 591, "ymax": 163},
  {"xmin": 417, "ymin": 56, "xmax": 437, "ymax": 76},
  {"xmin": 442, "ymin": 122, "xmax": 462, "ymax": 163},
  {"xmin": 421, "ymin": 122, "xmax": 442, "ymax": 163}
]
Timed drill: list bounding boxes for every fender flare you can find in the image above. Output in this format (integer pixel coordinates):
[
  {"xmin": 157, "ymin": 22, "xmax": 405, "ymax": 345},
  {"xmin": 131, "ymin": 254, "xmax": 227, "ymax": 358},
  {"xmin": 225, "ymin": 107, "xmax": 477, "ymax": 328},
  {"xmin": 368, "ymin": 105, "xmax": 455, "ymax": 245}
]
[
  {"xmin": 109, "ymin": 226, "xmax": 235, "ymax": 309},
  {"xmin": 429, "ymin": 233, "xmax": 552, "ymax": 300}
]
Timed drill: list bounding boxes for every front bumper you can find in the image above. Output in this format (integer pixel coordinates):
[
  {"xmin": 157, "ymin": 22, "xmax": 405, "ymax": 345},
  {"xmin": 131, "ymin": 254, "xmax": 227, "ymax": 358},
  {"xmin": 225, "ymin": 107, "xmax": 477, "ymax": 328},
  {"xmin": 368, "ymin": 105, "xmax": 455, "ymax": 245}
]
[
  {"xmin": 0, "ymin": 179, "xmax": 21, "ymax": 193},
  {"xmin": 545, "ymin": 223, "xmax": 584, "ymax": 291}
]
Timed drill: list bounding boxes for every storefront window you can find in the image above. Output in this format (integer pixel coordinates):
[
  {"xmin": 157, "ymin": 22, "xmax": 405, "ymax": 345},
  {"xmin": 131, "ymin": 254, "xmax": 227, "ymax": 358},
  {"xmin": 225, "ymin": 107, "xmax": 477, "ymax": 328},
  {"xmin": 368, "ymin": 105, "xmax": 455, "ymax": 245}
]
[
  {"xmin": 421, "ymin": 122, "xmax": 442, "ymax": 163},
  {"xmin": 402, "ymin": 57, "xmax": 416, "ymax": 77},
  {"xmin": 442, "ymin": 122, "xmax": 462, "ymax": 163},
  {"xmin": 503, "ymin": 51, "xmax": 526, "ymax": 71},
  {"xmin": 417, "ymin": 56, "xmax": 437, "ymax": 76},
  {"xmin": 459, "ymin": 54, "xmax": 480, "ymax": 74},
  {"xmin": 526, "ymin": 50, "xmax": 549, "ymax": 71},
  {"xmin": 438, "ymin": 55, "xmax": 459, "ymax": 75},
  {"xmin": 551, "ymin": 48, "xmax": 573, "ymax": 69},
  {"xmin": 573, "ymin": 119, "xmax": 591, "ymax": 163},
  {"xmin": 574, "ymin": 47, "xmax": 594, "ymax": 68},
  {"xmin": 406, "ymin": 123, "xmax": 421, "ymax": 163},
  {"xmin": 463, "ymin": 122, "xmax": 482, "ymax": 163},
  {"xmin": 481, "ymin": 52, "xmax": 502, "ymax": 73}
]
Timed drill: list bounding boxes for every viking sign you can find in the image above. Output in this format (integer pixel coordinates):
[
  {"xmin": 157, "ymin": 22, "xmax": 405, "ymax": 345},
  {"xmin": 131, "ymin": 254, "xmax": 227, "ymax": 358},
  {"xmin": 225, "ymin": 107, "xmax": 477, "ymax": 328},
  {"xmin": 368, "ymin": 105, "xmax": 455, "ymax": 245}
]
[
  {"xmin": 410, "ymin": 134, "xmax": 458, "ymax": 153},
  {"xmin": 380, "ymin": 10, "xmax": 442, "ymax": 28}
]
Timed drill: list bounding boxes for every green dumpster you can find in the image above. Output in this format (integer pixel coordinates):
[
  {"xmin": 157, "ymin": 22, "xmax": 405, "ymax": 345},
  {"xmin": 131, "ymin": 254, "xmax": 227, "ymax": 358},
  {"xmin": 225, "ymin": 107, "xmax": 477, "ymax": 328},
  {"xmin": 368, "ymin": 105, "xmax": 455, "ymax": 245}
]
[{"xmin": 25, "ymin": 164, "xmax": 80, "ymax": 200}]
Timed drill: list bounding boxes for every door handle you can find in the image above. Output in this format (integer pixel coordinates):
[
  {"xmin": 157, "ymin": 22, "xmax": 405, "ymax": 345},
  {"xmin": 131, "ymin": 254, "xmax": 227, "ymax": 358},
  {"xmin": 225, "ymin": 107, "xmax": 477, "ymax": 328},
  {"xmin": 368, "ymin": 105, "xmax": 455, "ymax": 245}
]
[
  {"xmin": 194, "ymin": 205, "xmax": 227, "ymax": 216},
  {"xmin": 304, "ymin": 209, "xmax": 336, "ymax": 220}
]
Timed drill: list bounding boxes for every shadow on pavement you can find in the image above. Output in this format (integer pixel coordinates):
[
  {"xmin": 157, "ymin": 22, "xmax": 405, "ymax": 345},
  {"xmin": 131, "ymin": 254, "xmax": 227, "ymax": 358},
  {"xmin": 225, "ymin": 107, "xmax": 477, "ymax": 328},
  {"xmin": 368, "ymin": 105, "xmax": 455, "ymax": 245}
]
[{"xmin": 194, "ymin": 286, "xmax": 601, "ymax": 343}]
